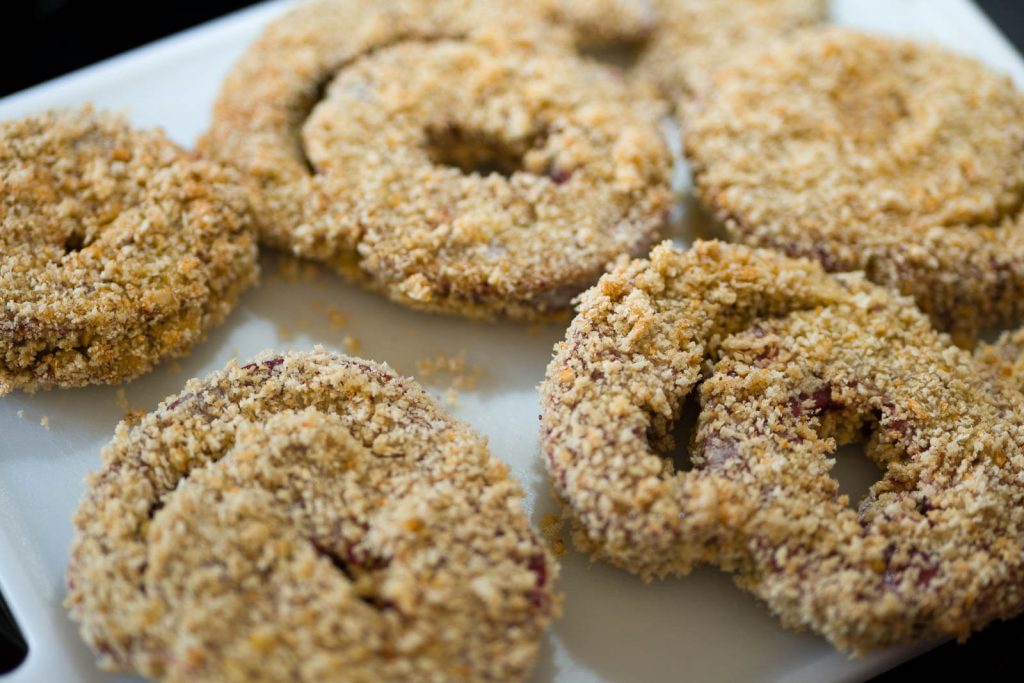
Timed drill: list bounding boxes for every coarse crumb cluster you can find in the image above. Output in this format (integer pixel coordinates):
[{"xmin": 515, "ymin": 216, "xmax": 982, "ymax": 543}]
[
  {"xmin": 541, "ymin": 240, "xmax": 1024, "ymax": 652},
  {"xmin": 67, "ymin": 349, "xmax": 558, "ymax": 682},
  {"xmin": 684, "ymin": 28, "xmax": 1024, "ymax": 343},
  {"xmin": 201, "ymin": 0, "xmax": 671, "ymax": 320},
  {"xmin": 976, "ymin": 327, "xmax": 1024, "ymax": 396},
  {"xmin": 0, "ymin": 108, "xmax": 258, "ymax": 394},
  {"xmin": 416, "ymin": 351, "xmax": 481, "ymax": 390}
]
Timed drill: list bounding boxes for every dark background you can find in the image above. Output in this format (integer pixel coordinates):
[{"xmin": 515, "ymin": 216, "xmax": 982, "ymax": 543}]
[{"xmin": 1, "ymin": 0, "xmax": 1023, "ymax": 679}]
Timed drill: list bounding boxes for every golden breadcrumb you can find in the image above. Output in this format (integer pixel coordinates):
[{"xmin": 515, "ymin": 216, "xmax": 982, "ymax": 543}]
[
  {"xmin": 684, "ymin": 28, "xmax": 1024, "ymax": 344},
  {"xmin": 67, "ymin": 349, "xmax": 559, "ymax": 682},
  {"xmin": 201, "ymin": 1, "xmax": 669, "ymax": 319},
  {"xmin": 0, "ymin": 108, "xmax": 258, "ymax": 394},
  {"xmin": 541, "ymin": 240, "xmax": 1024, "ymax": 652}
]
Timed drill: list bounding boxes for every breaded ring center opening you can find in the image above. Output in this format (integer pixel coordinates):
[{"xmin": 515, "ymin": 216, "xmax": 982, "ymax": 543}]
[{"xmin": 423, "ymin": 122, "xmax": 537, "ymax": 179}]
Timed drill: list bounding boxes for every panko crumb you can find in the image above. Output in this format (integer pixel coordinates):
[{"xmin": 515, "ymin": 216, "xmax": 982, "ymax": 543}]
[
  {"xmin": 342, "ymin": 335, "xmax": 361, "ymax": 355},
  {"xmin": 122, "ymin": 410, "xmax": 145, "ymax": 426},
  {"xmin": 416, "ymin": 351, "xmax": 482, "ymax": 390},
  {"xmin": 115, "ymin": 389, "xmax": 130, "ymax": 412},
  {"xmin": 276, "ymin": 254, "xmax": 320, "ymax": 284},
  {"xmin": 114, "ymin": 389, "xmax": 143, "ymax": 423},
  {"xmin": 326, "ymin": 307, "xmax": 348, "ymax": 329},
  {"xmin": 276, "ymin": 319, "xmax": 310, "ymax": 342},
  {"xmin": 540, "ymin": 514, "xmax": 567, "ymax": 557},
  {"xmin": 443, "ymin": 387, "xmax": 461, "ymax": 408}
]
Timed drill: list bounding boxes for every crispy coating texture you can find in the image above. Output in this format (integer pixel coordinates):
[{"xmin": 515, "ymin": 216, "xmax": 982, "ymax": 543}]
[
  {"xmin": 632, "ymin": 0, "xmax": 825, "ymax": 101},
  {"xmin": 300, "ymin": 39, "xmax": 670, "ymax": 317},
  {"xmin": 67, "ymin": 350, "xmax": 558, "ymax": 682},
  {"xmin": 684, "ymin": 29, "xmax": 1024, "ymax": 344},
  {"xmin": 201, "ymin": 0, "xmax": 670, "ymax": 320},
  {"xmin": 534, "ymin": 1, "xmax": 824, "ymax": 102},
  {"xmin": 0, "ymin": 108, "xmax": 258, "ymax": 394},
  {"xmin": 540, "ymin": 240, "xmax": 1024, "ymax": 652},
  {"xmin": 200, "ymin": 0, "xmax": 538, "ymax": 262},
  {"xmin": 976, "ymin": 327, "xmax": 1024, "ymax": 396},
  {"xmin": 534, "ymin": 0, "xmax": 658, "ymax": 48}
]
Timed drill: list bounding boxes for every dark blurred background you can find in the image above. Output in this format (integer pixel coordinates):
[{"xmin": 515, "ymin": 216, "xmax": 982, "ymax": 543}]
[
  {"xmin": 0, "ymin": 0, "xmax": 1021, "ymax": 97},
  {"xmin": 1, "ymin": 0, "xmax": 1022, "ymax": 679}
]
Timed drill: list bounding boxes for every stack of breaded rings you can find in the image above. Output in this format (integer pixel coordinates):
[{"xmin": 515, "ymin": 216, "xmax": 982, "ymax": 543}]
[{"xmin": 1, "ymin": 0, "xmax": 1023, "ymax": 681}]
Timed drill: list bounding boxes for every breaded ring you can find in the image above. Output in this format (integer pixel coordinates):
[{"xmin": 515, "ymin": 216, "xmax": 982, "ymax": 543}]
[
  {"xmin": 299, "ymin": 38, "xmax": 670, "ymax": 317},
  {"xmin": 0, "ymin": 108, "xmax": 258, "ymax": 394},
  {"xmin": 540, "ymin": 240, "xmax": 1024, "ymax": 652},
  {"xmin": 684, "ymin": 28, "xmax": 1024, "ymax": 343},
  {"xmin": 201, "ymin": 1, "xmax": 670, "ymax": 319},
  {"xmin": 67, "ymin": 349, "xmax": 558, "ymax": 682}
]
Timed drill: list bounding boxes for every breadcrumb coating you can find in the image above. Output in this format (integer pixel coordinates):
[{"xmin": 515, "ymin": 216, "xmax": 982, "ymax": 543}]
[
  {"xmin": 684, "ymin": 28, "xmax": 1024, "ymax": 343},
  {"xmin": 534, "ymin": 0, "xmax": 658, "ymax": 49},
  {"xmin": 976, "ymin": 327, "xmax": 1024, "ymax": 396},
  {"xmin": 303, "ymin": 39, "xmax": 669, "ymax": 316},
  {"xmin": 201, "ymin": 0, "xmax": 670, "ymax": 319},
  {"xmin": 201, "ymin": 1, "xmax": 536, "ymax": 257},
  {"xmin": 67, "ymin": 349, "xmax": 558, "ymax": 682},
  {"xmin": 533, "ymin": 1, "xmax": 825, "ymax": 103},
  {"xmin": 632, "ymin": 0, "xmax": 825, "ymax": 101},
  {"xmin": 541, "ymin": 241, "xmax": 1024, "ymax": 652},
  {"xmin": 0, "ymin": 108, "xmax": 258, "ymax": 394}
]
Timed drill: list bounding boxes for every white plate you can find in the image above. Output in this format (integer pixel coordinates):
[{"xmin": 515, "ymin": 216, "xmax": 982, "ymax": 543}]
[{"xmin": 1, "ymin": 1, "xmax": 1022, "ymax": 682}]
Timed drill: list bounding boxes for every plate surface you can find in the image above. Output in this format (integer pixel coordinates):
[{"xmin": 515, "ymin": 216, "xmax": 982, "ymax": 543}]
[{"xmin": 1, "ymin": 1, "xmax": 1022, "ymax": 682}]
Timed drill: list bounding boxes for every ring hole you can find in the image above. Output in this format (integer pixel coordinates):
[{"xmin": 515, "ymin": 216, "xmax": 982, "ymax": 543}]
[
  {"xmin": 310, "ymin": 540, "xmax": 392, "ymax": 611},
  {"xmin": 424, "ymin": 124, "xmax": 529, "ymax": 178},
  {"xmin": 831, "ymin": 442, "xmax": 884, "ymax": 510},
  {"xmin": 579, "ymin": 38, "xmax": 647, "ymax": 71},
  {"xmin": 651, "ymin": 393, "xmax": 700, "ymax": 475},
  {"xmin": 0, "ymin": 588, "xmax": 28, "ymax": 674},
  {"xmin": 815, "ymin": 403, "xmax": 887, "ymax": 510},
  {"xmin": 63, "ymin": 229, "xmax": 86, "ymax": 254}
]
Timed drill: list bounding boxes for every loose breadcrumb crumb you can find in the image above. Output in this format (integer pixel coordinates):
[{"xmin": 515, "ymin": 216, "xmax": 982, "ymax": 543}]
[
  {"xmin": 276, "ymin": 321, "xmax": 307, "ymax": 341},
  {"xmin": 342, "ymin": 335, "xmax": 361, "ymax": 355},
  {"xmin": 276, "ymin": 255, "xmax": 320, "ymax": 284},
  {"xmin": 115, "ymin": 389, "xmax": 130, "ymax": 412},
  {"xmin": 416, "ymin": 351, "xmax": 482, "ymax": 390},
  {"xmin": 327, "ymin": 308, "xmax": 348, "ymax": 329},
  {"xmin": 540, "ymin": 514, "xmax": 567, "ymax": 557}
]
